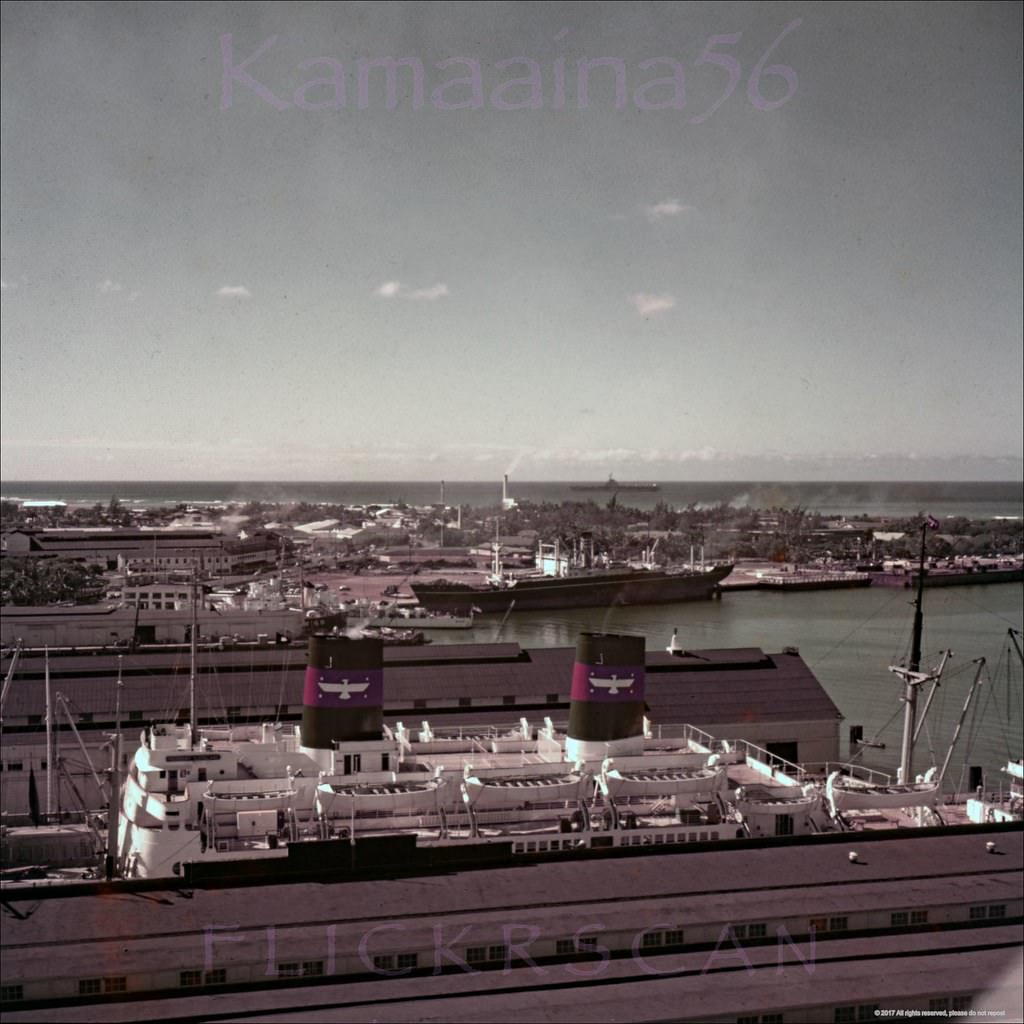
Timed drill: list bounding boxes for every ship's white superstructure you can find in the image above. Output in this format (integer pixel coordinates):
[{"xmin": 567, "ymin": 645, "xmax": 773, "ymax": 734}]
[{"xmin": 117, "ymin": 632, "xmax": 843, "ymax": 879}]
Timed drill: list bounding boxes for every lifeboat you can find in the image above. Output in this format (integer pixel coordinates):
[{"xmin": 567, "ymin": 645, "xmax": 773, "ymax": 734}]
[
  {"xmin": 461, "ymin": 766, "xmax": 588, "ymax": 810},
  {"xmin": 600, "ymin": 758, "xmax": 727, "ymax": 800},
  {"xmin": 826, "ymin": 767, "xmax": 940, "ymax": 812},
  {"xmin": 316, "ymin": 776, "xmax": 445, "ymax": 817}
]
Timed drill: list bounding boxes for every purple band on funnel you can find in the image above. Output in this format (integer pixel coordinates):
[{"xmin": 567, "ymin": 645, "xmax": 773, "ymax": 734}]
[
  {"xmin": 570, "ymin": 663, "xmax": 645, "ymax": 703},
  {"xmin": 303, "ymin": 666, "xmax": 384, "ymax": 709}
]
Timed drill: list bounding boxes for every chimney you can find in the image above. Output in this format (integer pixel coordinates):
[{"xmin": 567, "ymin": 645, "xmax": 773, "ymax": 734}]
[
  {"xmin": 581, "ymin": 530, "xmax": 594, "ymax": 568},
  {"xmin": 301, "ymin": 636, "xmax": 384, "ymax": 759},
  {"xmin": 566, "ymin": 632, "xmax": 646, "ymax": 761},
  {"xmin": 502, "ymin": 474, "xmax": 508, "ymax": 504}
]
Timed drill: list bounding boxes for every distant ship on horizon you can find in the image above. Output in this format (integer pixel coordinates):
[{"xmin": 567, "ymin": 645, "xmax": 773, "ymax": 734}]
[{"xmin": 569, "ymin": 476, "xmax": 659, "ymax": 493}]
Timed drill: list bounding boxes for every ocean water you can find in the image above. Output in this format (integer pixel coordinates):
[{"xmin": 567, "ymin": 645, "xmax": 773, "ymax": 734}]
[{"xmin": 3, "ymin": 479, "xmax": 1023, "ymax": 519}]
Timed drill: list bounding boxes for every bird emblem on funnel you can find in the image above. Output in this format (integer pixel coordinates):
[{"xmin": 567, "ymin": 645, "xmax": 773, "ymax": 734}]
[
  {"xmin": 303, "ymin": 665, "xmax": 383, "ymax": 708},
  {"xmin": 588, "ymin": 673, "xmax": 635, "ymax": 695},
  {"xmin": 317, "ymin": 675, "xmax": 370, "ymax": 701}
]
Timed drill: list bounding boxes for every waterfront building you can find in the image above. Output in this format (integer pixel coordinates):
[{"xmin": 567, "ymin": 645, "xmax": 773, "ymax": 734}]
[
  {"xmin": 0, "ymin": 825, "xmax": 1019, "ymax": 1019},
  {"xmin": 2, "ymin": 528, "xmax": 281, "ymax": 574}
]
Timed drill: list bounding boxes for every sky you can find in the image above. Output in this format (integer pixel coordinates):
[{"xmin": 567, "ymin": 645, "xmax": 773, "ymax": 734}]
[{"xmin": 1, "ymin": 1, "xmax": 1022, "ymax": 482}]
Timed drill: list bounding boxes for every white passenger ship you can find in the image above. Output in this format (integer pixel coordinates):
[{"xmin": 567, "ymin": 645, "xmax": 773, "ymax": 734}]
[{"xmin": 117, "ymin": 632, "xmax": 842, "ymax": 880}]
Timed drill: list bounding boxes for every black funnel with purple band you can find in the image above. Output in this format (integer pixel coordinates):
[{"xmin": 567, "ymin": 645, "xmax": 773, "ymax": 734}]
[
  {"xmin": 301, "ymin": 636, "xmax": 384, "ymax": 749},
  {"xmin": 566, "ymin": 632, "xmax": 646, "ymax": 761}
]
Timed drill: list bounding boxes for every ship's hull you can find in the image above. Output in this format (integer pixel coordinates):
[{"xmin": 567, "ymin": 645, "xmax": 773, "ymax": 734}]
[
  {"xmin": 870, "ymin": 568, "xmax": 1024, "ymax": 589},
  {"xmin": 569, "ymin": 484, "xmax": 659, "ymax": 492},
  {"xmin": 916, "ymin": 568, "xmax": 1024, "ymax": 588},
  {"xmin": 411, "ymin": 565, "xmax": 732, "ymax": 614}
]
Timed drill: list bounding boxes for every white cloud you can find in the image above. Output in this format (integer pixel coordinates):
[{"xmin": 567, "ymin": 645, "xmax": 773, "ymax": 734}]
[
  {"xmin": 374, "ymin": 281, "xmax": 449, "ymax": 301},
  {"xmin": 629, "ymin": 293, "xmax": 676, "ymax": 317},
  {"xmin": 216, "ymin": 285, "xmax": 251, "ymax": 298},
  {"xmin": 641, "ymin": 199, "xmax": 694, "ymax": 222},
  {"xmin": 98, "ymin": 279, "xmax": 124, "ymax": 294}
]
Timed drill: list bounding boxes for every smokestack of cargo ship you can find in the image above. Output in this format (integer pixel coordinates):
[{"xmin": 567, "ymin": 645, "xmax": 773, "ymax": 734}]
[
  {"xmin": 300, "ymin": 635, "xmax": 384, "ymax": 769},
  {"xmin": 565, "ymin": 632, "xmax": 646, "ymax": 761}
]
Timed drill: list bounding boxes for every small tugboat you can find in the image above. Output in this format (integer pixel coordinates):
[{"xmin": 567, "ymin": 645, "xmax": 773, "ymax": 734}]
[{"xmin": 358, "ymin": 625, "xmax": 430, "ymax": 645}]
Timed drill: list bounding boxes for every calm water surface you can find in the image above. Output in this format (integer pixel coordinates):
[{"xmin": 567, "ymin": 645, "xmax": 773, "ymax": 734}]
[{"xmin": 435, "ymin": 582, "xmax": 1023, "ymax": 790}]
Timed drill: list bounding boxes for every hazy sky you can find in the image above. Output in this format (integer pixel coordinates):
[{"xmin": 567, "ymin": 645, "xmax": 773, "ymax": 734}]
[{"xmin": 2, "ymin": 2, "xmax": 1021, "ymax": 482}]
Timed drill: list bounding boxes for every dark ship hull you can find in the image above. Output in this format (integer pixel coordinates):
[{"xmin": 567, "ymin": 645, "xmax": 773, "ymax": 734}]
[
  {"xmin": 914, "ymin": 567, "xmax": 1024, "ymax": 588},
  {"xmin": 569, "ymin": 481, "xmax": 659, "ymax": 492},
  {"xmin": 410, "ymin": 565, "xmax": 733, "ymax": 614}
]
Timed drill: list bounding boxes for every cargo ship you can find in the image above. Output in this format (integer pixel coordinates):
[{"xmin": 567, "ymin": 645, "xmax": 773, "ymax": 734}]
[
  {"xmin": 569, "ymin": 475, "xmax": 659, "ymax": 492},
  {"xmin": 411, "ymin": 536, "xmax": 731, "ymax": 613},
  {"xmin": 411, "ymin": 564, "xmax": 732, "ymax": 613}
]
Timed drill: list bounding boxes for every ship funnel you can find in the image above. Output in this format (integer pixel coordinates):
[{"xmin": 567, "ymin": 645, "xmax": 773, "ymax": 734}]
[
  {"xmin": 301, "ymin": 635, "xmax": 384, "ymax": 751},
  {"xmin": 566, "ymin": 632, "xmax": 646, "ymax": 761}
]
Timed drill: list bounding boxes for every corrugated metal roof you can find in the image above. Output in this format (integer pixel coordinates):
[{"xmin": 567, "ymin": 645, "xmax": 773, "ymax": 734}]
[
  {"xmin": 1, "ymin": 644, "xmax": 841, "ymax": 726},
  {"xmin": 1, "ymin": 827, "xmax": 1018, "ymax": 943}
]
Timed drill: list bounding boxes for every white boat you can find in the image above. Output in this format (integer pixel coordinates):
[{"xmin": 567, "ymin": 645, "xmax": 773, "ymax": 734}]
[
  {"xmin": 825, "ymin": 767, "xmax": 940, "ymax": 812},
  {"xmin": 461, "ymin": 765, "xmax": 589, "ymax": 810},
  {"xmin": 115, "ymin": 631, "xmax": 841, "ymax": 881},
  {"xmin": 316, "ymin": 775, "xmax": 446, "ymax": 818},
  {"xmin": 599, "ymin": 757, "xmax": 727, "ymax": 800},
  {"xmin": 365, "ymin": 607, "xmax": 473, "ymax": 629}
]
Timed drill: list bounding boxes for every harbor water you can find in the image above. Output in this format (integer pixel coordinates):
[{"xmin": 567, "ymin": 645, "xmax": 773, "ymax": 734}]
[
  {"xmin": 3, "ymin": 478, "xmax": 1021, "ymax": 791},
  {"xmin": 439, "ymin": 581, "xmax": 1024, "ymax": 792}
]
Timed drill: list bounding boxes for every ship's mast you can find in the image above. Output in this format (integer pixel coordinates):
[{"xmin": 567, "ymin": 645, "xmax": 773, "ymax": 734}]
[
  {"xmin": 0, "ymin": 640, "xmax": 23, "ymax": 815},
  {"xmin": 936, "ymin": 659, "xmax": 986, "ymax": 787},
  {"xmin": 492, "ymin": 517, "xmax": 501, "ymax": 578},
  {"xmin": 1008, "ymin": 628, "xmax": 1024, "ymax": 669},
  {"xmin": 45, "ymin": 647, "xmax": 55, "ymax": 820},
  {"xmin": 189, "ymin": 565, "xmax": 198, "ymax": 747},
  {"xmin": 896, "ymin": 520, "xmax": 930, "ymax": 784},
  {"xmin": 104, "ymin": 656, "xmax": 123, "ymax": 880},
  {"xmin": 440, "ymin": 480, "xmax": 445, "ymax": 548}
]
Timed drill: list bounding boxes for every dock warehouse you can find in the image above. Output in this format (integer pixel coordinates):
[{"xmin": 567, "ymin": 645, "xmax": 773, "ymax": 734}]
[
  {"xmin": 0, "ymin": 642, "xmax": 840, "ymax": 817},
  {"xmin": 0, "ymin": 825, "xmax": 1020, "ymax": 1021}
]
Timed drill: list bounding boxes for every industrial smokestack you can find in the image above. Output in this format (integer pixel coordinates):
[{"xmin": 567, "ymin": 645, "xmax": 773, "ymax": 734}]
[
  {"xmin": 581, "ymin": 530, "xmax": 594, "ymax": 569},
  {"xmin": 566, "ymin": 632, "xmax": 646, "ymax": 761},
  {"xmin": 301, "ymin": 636, "xmax": 384, "ymax": 754},
  {"xmin": 502, "ymin": 474, "xmax": 508, "ymax": 503}
]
